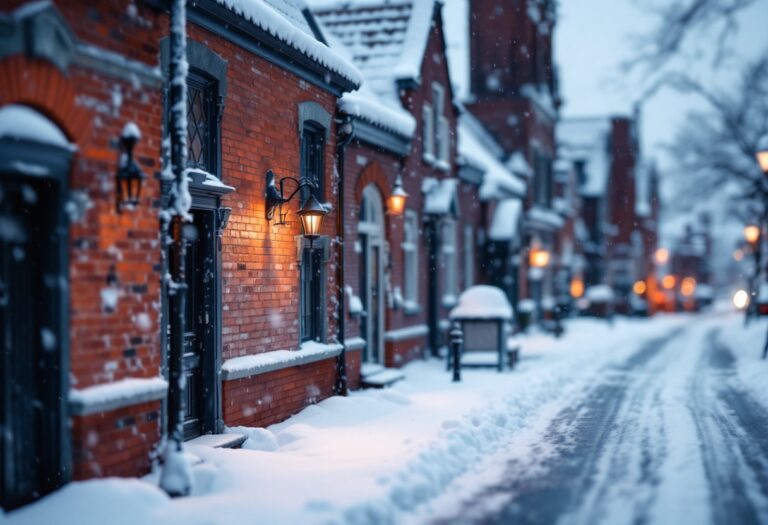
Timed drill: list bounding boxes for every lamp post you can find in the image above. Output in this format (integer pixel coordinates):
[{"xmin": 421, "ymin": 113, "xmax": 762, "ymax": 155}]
[
  {"xmin": 744, "ymin": 223, "xmax": 762, "ymax": 326},
  {"xmin": 529, "ymin": 246, "xmax": 550, "ymax": 329}
]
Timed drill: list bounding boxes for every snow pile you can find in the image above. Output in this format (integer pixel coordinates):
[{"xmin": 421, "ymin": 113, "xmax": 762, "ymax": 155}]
[
  {"xmin": 216, "ymin": 0, "xmax": 362, "ymax": 85},
  {"xmin": 450, "ymin": 285, "xmax": 513, "ymax": 320}
]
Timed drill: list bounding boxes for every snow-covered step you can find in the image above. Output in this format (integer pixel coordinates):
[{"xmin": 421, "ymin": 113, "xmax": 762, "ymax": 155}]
[
  {"xmin": 360, "ymin": 363, "xmax": 385, "ymax": 378},
  {"xmin": 361, "ymin": 368, "xmax": 405, "ymax": 388},
  {"xmin": 186, "ymin": 433, "xmax": 246, "ymax": 449}
]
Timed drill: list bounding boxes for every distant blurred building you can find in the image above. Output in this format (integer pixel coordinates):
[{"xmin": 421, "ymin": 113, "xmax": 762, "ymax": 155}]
[
  {"xmin": 465, "ymin": 0, "xmax": 562, "ymax": 321},
  {"xmin": 557, "ymin": 113, "xmax": 660, "ymax": 315}
]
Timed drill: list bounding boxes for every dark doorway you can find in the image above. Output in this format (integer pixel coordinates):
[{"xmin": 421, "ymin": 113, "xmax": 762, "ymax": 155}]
[
  {"xmin": 0, "ymin": 174, "xmax": 67, "ymax": 509},
  {"xmin": 181, "ymin": 209, "xmax": 216, "ymax": 440}
]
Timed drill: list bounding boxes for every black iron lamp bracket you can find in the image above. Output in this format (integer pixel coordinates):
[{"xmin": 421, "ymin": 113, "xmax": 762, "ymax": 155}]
[{"xmin": 265, "ymin": 169, "xmax": 317, "ymax": 224}]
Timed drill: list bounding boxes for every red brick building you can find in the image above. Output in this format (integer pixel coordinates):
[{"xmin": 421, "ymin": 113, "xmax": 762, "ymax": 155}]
[
  {"xmin": 0, "ymin": 0, "xmax": 360, "ymax": 508},
  {"xmin": 313, "ymin": 0, "xmax": 470, "ymax": 370},
  {"xmin": 465, "ymin": 0, "xmax": 562, "ymax": 322}
]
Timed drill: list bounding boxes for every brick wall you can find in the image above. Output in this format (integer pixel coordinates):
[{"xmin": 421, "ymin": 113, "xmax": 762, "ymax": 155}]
[{"xmin": 222, "ymin": 358, "xmax": 336, "ymax": 428}]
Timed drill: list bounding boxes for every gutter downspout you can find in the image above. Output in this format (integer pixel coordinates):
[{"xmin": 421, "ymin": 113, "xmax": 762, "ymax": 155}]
[{"xmin": 334, "ymin": 114, "xmax": 354, "ymax": 395}]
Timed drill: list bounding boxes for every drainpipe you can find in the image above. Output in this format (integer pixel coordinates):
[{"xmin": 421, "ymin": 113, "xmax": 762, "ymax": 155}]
[
  {"xmin": 426, "ymin": 216, "xmax": 440, "ymax": 357},
  {"xmin": 334, "ymin": 114, "xmax": 353, "ymax": 395}
]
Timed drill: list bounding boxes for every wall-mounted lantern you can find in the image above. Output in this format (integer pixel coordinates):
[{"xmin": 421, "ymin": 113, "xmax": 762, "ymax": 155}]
[
  {"xmin": 265, "ymin": 170, "xmax": 328, "ymax": 245},
  {"xmin": 115, "ymin": 122, "xmax": 146, "ymax": 213},
  {"xmin": 633, "ymin": 280, "xmax": 647, "ymax": 295},
  {"xmin": 570, "ymin": 277, "xmax": 584, "ymax": 298},
  {"xmin": 388, "ymin": 175, "xmax": 408, "ymax": 215}
]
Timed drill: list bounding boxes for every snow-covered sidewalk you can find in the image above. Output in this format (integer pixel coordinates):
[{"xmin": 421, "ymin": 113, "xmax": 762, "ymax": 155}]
[{"xmin": 7, "ymin": 314, "xmax": 760, "ymax": 525}]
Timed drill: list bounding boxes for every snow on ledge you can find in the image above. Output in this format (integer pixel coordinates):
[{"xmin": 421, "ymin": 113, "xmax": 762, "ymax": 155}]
[
  {"xmin": 221, "ymin": 341, "xmax": 344, "ymax": 380},
  {"xmin": 69, "ymin": 377, "xmax": 168, "ymax": 416}
]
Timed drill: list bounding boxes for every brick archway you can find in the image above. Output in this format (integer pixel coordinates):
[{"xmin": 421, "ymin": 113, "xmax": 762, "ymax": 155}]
[
  {"xmin": 0, "ymin": 56, "xmax": 91, "ymax": 144},
  {"xmin": 354, "ymin": 161, "xmax": 391, "ymax": 204}
]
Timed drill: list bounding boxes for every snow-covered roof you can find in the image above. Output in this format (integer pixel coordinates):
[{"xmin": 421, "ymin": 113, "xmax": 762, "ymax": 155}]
[
  {"xmin": 214, "ymin": 0, "xmax": 363, "ymax": 85},
  {"xmin": 320, "ymin": 26, "xmax": 416, "ymax": 137},
  {"xmin": 309, "ymin": 0, "xmax": 438, "ymax": 104},
  {"xmin": 488, "ymin": 198, "xmax": 523, "ymax": 241},
  {"xmin": 423, "ymin": 176, "xmax": 459, "ymax": 216},
  {"xmin": 557, "ymin": 117, "xmax": 611, "ymax": 197},
  {"xmin": 507, "ymin": 152, "xmax": 533, "ymax": 178},
  {"xmin": 458, "ymin": 113, "xmax": 526, "ymax": 200},
  {"xmin": 0, "ymin": 104, "xmax": 71, "ymax": 148},
  {"xmin": 450, "ymin": 285, "xmax": 513, "ymax": 320}
]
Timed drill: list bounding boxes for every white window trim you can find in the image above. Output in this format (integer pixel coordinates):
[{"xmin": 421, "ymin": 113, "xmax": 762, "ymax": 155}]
[
  {"xmin": 402, "ymin": 209, "xmax": 420, "ymax": 312},
  {"xmin": 442, "ymin": 219, "xmax": 458, "ymax": 306},
  {"xmin": 422, "ymin": 103, "xmax": 435, "ymax": 164}
]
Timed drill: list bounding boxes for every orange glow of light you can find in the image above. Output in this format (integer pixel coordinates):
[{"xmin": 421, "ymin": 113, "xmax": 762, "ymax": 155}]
[
  {"xmin": 680, "ymin": 277, "xmax": 696, "ymax": 297},
  {"xmin": 529, "ymin": 248, "xmax": 550, "ymax": 268},
  {"xmin": 655, "ymin": 248, "xmax": 670, "ymax": 265},
  {"xmin": 744, "ymin": 225, "xmax": 761, "ymax": 245},
  {"xmin": 733, "ymin": 249, "xmax": 744, "ymax": 261},
  {"xmin": 570, "ymin": 278, "xmax": 585, "ymax": 298},
  {"xmin": 633, "ymin": 280, "xmax": 647, "ymax": 295},
  {"xmin": 662, "ymin": 275, "xmax": 676, "ymax": 290}
]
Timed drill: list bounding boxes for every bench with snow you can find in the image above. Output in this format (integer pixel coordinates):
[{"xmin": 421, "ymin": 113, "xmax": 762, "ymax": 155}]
[{"xmin": 449, "ymin": 285, "xmax": 518, "ymax": 372}]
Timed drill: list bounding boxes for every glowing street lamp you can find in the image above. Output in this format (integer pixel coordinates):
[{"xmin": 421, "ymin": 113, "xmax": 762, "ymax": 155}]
[
  {"xmin": 733, "ymin": 289, "xmax": 750, "ymax": 310},
  {"xmin": 529, "ymin": 247, "xmax": 550, "ymax": 268},
  {"xmin": 570, "ymin": 277, "xmax": 584, "ymax": 298},
  {"xmin": 662, "ymin": 275, "xmax": 676, "ymax": 290},
  {"xmin": 680, "ymin": 277, "xmax": 696, "ymax": 297},
  {"xmin": 756, "ymin": 134, "xmax": 768, "ymax": 174},
  {"xmin": 744, "ymin": 224, "xmax": 761, "ymax": 246},
  {"xmin": 633, "ymin": 280, "xmax": 647, "ymax": 295},
  {"xmin": 654, "ymin": 248, "xmax": 669, "ymax": 265}
]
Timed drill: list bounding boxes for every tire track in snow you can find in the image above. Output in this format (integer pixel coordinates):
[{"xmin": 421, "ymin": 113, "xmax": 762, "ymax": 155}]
[
  {"xmin": 688, "ymin": 329, "xmax": 768, "ymax": 524},
  {"xmin": 429, "ymin": 327, "xmax": 686, "ymax": 525}
]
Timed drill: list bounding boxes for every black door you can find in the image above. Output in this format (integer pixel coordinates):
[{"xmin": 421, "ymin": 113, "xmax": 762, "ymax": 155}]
[
  {"xmin": 182, "ymin": 210, "xmax": 215, "ymax": 440},
  {"xmin": 0, "ymin": 175, "xmax": 63, "ymax": 509}
]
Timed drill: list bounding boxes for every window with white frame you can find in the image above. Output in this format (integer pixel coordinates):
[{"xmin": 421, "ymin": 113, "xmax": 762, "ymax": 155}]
[
  {"xmin": 422, "ymin": 103, "xmax": 434, "ymax": 162},
  {"xmin": 402, "ymin": 210, "xmax": 419, "ymax": 310},
  {"xmin": 431, "ymin": 82, "xmax": 450, "ymax": 166},
  {"xmin": 463, "ymin": 224, "xmax": 474, "ymax": 288},
  {"xmin": 441, "ymin": 219, "xmax": 458, "ymax": 305}
]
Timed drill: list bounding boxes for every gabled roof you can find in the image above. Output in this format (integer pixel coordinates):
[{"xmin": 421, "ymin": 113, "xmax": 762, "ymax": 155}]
[
  {"xmin": 557, "ymin": 117, "xmax": 612, "ymax": 197},
  {"xmin": 212, "ymin": 0, "xmax": 363, "ymax": 86},
  {"xmin": 309, "ymin": 0, "xmax": 438, "ymax": 104},
  {"xmin": 458, "ymin": 112, "xmax": 526, "ymax": 200}
]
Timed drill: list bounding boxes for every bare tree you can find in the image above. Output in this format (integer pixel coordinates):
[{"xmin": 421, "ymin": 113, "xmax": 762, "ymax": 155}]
[
  {"xmin": 664, "ymin": 53, "xmax": 768, "ymax": 218},
  {"xmin": 624, "ymin": 0, "xmax": 757, "ymax": 90}
]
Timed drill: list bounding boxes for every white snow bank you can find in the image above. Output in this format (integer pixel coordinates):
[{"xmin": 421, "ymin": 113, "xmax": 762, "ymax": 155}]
[
  {"xmin": 450, "ymin": 285, "xmax": 513, "ymax": 320},
  {"xmin": 221, "ymin": 341, "xmax": 344, "ymax": 380},
  {"xmin": 69, "ymin": 377, "xmax": 167, "ymax": 415},
  {"xmin": 0, "ymin": 104, "xmax": 72, "ymax": 149},
  {"xmin": 215, "ymin": 0, "xmax": 363, "ymax": 85}
]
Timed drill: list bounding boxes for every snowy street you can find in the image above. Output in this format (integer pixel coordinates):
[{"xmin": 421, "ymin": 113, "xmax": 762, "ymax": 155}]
[
  {"xmin": 6, "ymin": 311, "xmax": 768, "ymax": 525},
  {"xmin": 425, "ymin": 314, "xmax": 768, "ymax": 525}
]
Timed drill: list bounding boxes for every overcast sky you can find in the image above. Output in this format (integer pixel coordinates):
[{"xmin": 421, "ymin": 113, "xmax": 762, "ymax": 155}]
[{"xmin": 555, "ymin": 0, "xmax": 768, "ymax": 169}]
